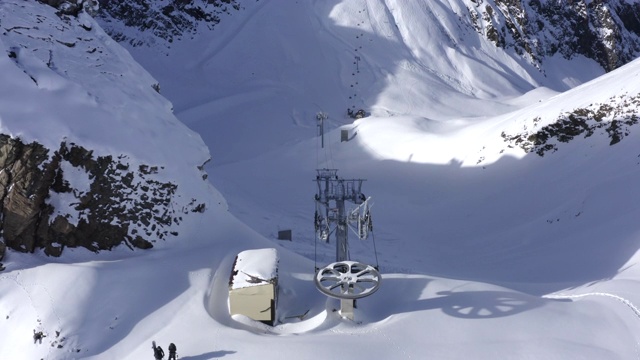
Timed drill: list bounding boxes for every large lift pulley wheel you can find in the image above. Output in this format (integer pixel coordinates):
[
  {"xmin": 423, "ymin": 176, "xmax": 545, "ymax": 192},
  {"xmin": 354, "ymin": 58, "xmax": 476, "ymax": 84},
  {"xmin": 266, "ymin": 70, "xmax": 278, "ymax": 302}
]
[{"xmin": 315, "ymin": 261, "xmax": 381, "ymax": 300}]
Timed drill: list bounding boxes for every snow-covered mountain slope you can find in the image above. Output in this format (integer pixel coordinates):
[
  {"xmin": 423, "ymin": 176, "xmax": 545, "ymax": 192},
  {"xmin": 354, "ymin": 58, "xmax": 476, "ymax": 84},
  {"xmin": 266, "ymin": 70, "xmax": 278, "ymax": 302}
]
[
  {"xmin": 1, "ymin": 1, "xmax": 191, "ymax": 163},
  {"xmin": 0, "ymin": 0, "xmax": 227, "ymax": 254},
  {"xmin": 109, "ymin": 0, "xmax": 616, "ymax": 167},
  {"xmin": 3, "ymin": 0, "xmax": 640, "ymax": 359}
]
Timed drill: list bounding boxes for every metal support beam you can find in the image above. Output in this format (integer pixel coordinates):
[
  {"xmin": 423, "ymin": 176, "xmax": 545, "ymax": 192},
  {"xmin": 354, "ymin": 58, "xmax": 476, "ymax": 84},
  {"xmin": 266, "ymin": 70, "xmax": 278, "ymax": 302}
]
[
  {"xmin": 314, "ymin": 168, "xmax": 367, "ymax": 264},
  {"xmin": 317, "ymin": 112, "xmax": 328, "ymax": 148},
  {"xmin": 314, "ymin": 168, "xmax": 379, "ymax": 323},
  {"xmin": 340, "ymin": 299, "xmax": 354, "ymax": 320},
  {"xmin": 337, "ymin": 199, "xmax": 348, "ymax": 261}
]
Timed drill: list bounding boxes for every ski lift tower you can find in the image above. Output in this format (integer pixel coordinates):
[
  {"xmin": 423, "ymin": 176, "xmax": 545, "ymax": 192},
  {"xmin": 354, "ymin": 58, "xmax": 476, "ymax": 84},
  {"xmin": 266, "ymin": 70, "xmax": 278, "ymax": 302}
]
[{"xmin": 313, "ymin": 168, "xmax": 381, "ymax": 320}]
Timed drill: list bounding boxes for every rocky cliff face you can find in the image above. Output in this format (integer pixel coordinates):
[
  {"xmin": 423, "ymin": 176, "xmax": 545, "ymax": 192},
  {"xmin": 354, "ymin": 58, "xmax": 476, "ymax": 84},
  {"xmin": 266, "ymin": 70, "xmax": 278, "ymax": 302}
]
[
  {"xmin": 36, "ymin": 0, "xmax": 99, "ymax": 16},
  {"xmin": 501, "ymin": 94, "xmax": 640, "ymax": 156},
  {"xmin": 0, "ymin": 135, "xmax": 203, "ymax": 258},
  {"xmin": 467, "ymin": 0, "xmax": 640, "ymax": 71},
  {"xmin": 96, "ymin": 0, "xmax": 242, "ymax": 46}
]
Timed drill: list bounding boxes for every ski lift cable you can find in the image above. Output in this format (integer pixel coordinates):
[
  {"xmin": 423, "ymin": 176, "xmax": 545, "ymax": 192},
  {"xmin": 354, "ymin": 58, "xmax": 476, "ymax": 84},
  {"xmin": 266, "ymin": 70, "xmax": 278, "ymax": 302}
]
[
  {"xmin": 316, "ymin": 129, "xmax": 321, "ymax": 170},
  {"xmin": 367, "ymin": 209, "xmax": 380, "ymax": 269},
  {"xmin": 322, "ymin": 113, "xmax": 335, "ymax": 170},
  {"xmin": 322, "ymin": 134, "xmax": 333, "ymax": 170},
  {"xmin": 371, "ymin": 230, "xmax": 380, "ymax": 270},
  {"xmin": 351, "ymin": 223, "xmax": 380, "ymax": 270},
  {"xmin": 314, "ymin": 224, "xmax": 318, "ymax": 272},
  {"xmin": 327, "ymin": 133, "xmax": 335, "ymax": 169},
  {"xmin": 314, "ymin": 202, "xmax": 319, "ymax": 272}
]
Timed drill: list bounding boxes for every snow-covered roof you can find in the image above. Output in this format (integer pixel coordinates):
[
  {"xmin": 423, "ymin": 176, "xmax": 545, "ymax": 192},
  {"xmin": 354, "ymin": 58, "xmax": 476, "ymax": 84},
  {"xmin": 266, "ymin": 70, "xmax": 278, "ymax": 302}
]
[{"xmin": 230, "ymin": 248, "xmax": 278, "ymax": 290}]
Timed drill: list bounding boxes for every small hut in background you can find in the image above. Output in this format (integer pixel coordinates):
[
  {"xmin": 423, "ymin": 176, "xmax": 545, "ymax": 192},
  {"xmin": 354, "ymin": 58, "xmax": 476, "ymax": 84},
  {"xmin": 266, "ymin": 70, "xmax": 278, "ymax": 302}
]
[{"xmin": 228, "ymin": 248, "xmax": 279, "ymax": 325}]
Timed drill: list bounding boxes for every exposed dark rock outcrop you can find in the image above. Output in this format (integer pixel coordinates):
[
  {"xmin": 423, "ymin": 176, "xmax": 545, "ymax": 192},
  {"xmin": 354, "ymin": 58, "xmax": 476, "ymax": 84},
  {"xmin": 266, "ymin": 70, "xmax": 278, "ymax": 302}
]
[
  {"xmin": 37, "ymin": 0, "xmax": 99, "ymax": 16},
  {"xmin": 96, "ymin": 0, "xmax": 241, "ymax": 46},
  {"xmin": 501, "ymin": 94, "xmax": 640, "ymax": 156},
  {"xmin": 467, "ymin": 0, "xmax": 640, "ymax": 71},
  {"xmin": 0, "ymin": 134, "xmax": 200, "ymax": 256}
]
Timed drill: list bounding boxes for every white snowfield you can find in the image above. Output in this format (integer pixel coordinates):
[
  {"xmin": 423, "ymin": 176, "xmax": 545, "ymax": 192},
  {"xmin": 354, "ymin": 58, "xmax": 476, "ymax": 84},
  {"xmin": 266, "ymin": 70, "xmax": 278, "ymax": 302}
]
[{"xmin": 2, "ymin": 0, "xmax": 640, "ymax": 359}]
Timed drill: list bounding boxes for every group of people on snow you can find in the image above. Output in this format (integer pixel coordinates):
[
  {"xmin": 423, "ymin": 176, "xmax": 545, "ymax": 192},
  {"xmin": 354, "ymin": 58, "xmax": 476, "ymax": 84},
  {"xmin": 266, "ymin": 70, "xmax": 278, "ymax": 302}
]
[{"xmin": 153, "ymin": 342, "xmax": 177, "ymax": 360}]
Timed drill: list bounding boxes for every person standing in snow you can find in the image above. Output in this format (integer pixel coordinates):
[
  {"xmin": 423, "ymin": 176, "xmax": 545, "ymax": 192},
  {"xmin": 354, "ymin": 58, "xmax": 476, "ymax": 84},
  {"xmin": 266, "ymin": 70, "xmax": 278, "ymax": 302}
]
[
  {"xmin": 33, "ymin": 330, "xmax": 44, "ymax": 344},
  {"xmin": 168, "ymin": 342, "xmax": 177, "ymax": 360},
  {"xmin": 154, "ymin": 344, "xmax": 165, "ymax": 359}
]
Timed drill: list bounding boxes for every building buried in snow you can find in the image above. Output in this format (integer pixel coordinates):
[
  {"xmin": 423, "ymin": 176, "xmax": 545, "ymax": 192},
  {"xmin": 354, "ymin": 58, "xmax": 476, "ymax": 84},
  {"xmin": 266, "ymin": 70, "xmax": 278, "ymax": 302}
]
[{"xmin": 228, "ymin": 248, "xmax": 279, "ymax": 325}]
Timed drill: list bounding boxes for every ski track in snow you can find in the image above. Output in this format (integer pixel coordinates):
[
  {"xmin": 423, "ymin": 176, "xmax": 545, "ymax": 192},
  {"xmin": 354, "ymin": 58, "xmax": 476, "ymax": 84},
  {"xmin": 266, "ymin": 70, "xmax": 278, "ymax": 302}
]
[
  {"xmin": 543, "ymin": 291, "xmax": 640, "ymax": 358},
  {"xmin": 0, "ymin": 271, "xmax": 62, "ymax": 358},
  {"xmin": 191, "ymin": 0, "xmax": 269, "ymax": 70},
  {"xmin": 543, "ymin": 292, "xmax": 640, "ymax": 319}
]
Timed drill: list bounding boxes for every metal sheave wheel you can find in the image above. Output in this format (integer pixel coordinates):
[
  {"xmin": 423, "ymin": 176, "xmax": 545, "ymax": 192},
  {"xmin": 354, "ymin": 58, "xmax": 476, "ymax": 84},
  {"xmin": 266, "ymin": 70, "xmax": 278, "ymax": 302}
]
[{"xmin": 315, "ymin": 261, "xmax": 381, "ymax": 299}]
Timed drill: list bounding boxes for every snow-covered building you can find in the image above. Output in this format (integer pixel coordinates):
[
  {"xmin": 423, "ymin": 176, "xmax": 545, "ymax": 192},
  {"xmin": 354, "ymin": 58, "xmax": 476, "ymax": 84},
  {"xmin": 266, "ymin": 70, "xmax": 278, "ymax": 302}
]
[{"xmin": 228, "ymin": 248, "xmax": 279, "ymax": 325}]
